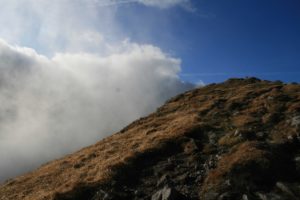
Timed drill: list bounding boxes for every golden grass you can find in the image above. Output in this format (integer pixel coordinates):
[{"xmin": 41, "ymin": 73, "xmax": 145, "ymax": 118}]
[{"xmin": 0, "ymin": 78, "xmax": 299, "ymax": 200}]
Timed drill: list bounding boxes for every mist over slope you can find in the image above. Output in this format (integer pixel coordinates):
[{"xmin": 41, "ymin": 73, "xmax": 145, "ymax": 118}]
[
  {"xmin": 0, "ymin": 39, "xmax": 193, "ymax": 181},
  {"xmin": 0, "ymin": 78, "xmax": 299, "ymax": 200}
]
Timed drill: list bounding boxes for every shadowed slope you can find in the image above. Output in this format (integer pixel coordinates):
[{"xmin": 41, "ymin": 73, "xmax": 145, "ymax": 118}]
[{"xmin": 0, "ymin": 78, "xmax": 299, "ymax": 200}]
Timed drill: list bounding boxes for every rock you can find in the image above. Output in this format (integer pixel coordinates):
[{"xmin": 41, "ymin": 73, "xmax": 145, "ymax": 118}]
[
  {"xmin": 275, "ymin": 182, "xmax": 296, "ymax": 198},
  {"xmin": 267, "ymin": 96, "xmax": 274, "ymax": 100},
  {"xmin": 203, "ymin": 191, "xmax": 219, "ymax": 200},
  {"xmin": 177, "ymin": 173, "xmax": 189, "ymax": 183},
  {"xmin": 234, "ymin": 129, "xmax": 240, "ymax": 137},
  {"xmin": 233, "ymin": 111, "xmax": 240, "ymax": 116},
  {"xmin": 157, "ymin": 174, "xmax": 171, "ymax": 187},
  {"xmin": 291, "ymin": 116, "xmax": 300, "ymax": 127},
  {"xmin": 208, "ymin": 132, "xmax": 217, "ymax": 144},
  {"xmin": 242, "ymin": 194, "xmax": 248, "ymax": 200},
  {"xmin": 92, "ymin": 189, "xmax": 110, "ymax": 200},
  {"xmin": 256, "ymin": 192, "xmax": 267, "ymax": 200},
  {"xmin": 256, "ymin": 132, "xmax": 265, "ymax": 138},
  {"xmin": 195, "ymin": 175, "xmax": 202, "ymax": 183},
  {"xmin": 152, "ymin": 190, "xmax": 163, "ymax": 200},
  {"xmin": 295, "ymin": 156, "xmax": 300, "ymax": 162},
  {"xmin": 267, "ymin": 193, "xmax": 282, "ymax": 200},
  {"xmin": 151, "ymin": 186, "xmax": 188, "ymax": 200},
  {"xmin": 218, "ymin": 192, "xmax": 231, "ymax": 200},
  {"xmin": 224, "ymin": 179, "xmax": 231, "ymax": 186},
  {"xmin": 203, "ymin": 155, "xmax": 218, "ymax": 171},
  {"xmin": 287, "ymin": 135, "xmax": 294, "ymax": 140},
  {"xmin": 134, "ymin": 190, "xmax": 143, "ymax": 197}
]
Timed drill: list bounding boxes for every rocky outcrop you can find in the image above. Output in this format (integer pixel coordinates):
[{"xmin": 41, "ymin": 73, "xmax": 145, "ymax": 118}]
[{"xmin": 0, "ymin": 78, "xmax": 299, "ymax": 200}]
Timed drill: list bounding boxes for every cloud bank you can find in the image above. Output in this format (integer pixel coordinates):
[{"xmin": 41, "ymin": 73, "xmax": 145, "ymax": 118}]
[
  {"xmin": 84, "ymin": 0, "xmax": 192, "ymax": 9},
  {"xmin": 137, "ymin": 0, "xmax": 191, "ymax": 9},
  {"xmin": 0, "ymin": 0, "xmax": 193, "ymax": 54},
  {"xmin": 0, "ymin": 39, "xmax": 193, "ymax": 181},
  {"xmin": 0, "ymin": 0, "xmax": 195, "ymax": 182}
]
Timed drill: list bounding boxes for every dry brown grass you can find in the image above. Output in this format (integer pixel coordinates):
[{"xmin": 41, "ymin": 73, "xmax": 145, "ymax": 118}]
[
  {"xmin": 203, "ymin": 141, "xmax": 269, "ymax": 184},
  {"xmin": 218, "ymin": 133, "xmax": 243, "ymax": 147},
  {"xmin": 200, "ymin": 141, "xmax": 272, "ymax": 198},
  {"xmin": 0, "ymin": 78, "xmax": 299, "ymax": 200},
  {"xmin": 0, "ymin": 109, "xmax": 199, "ymax": 200}
]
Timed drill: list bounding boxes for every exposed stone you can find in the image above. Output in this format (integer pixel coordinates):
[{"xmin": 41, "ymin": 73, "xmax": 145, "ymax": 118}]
[
  {"xmin": 256, "ymin": 192, "xmax": 267, "ymax": 200},
  {"xmin": 203, "ymin": 191, "xmax": 219, "ymax": 200},
  {"xmin": 287, "ymin": 135, "xmax": 294, "ymax": 140},
  {"xmin": 267, "ymin": 193, "xmax": 282, "ymax": 200},
  {"xmin": 275, "ymin": 182, "xmax": 296, "ymax": 198},
  {"xmin": 224, "ymin": 179, "xmax": 231, "ymax": 186},
  {"xmin": 151, "ymin": 186, "xmax": 188, "ymax": 200},
  {"xmin": 256, "ymin": 132, "xmax": 265, "ymax": 138},
  {"xmin": 242, "ymin": 194, "xmax": 248, "ymax": 200},
  {"xmin": 134, "ymin": 190, "xmax": 143, "ymax": 197},
  {"xmin": 92, "ymin": 189, "xmax": 110, "ymax": 200},
  {"xmin": 234, "ymin": 129, "xmax": 240, "ymax": 137},
  {"xmin": 291, "ymin": 116, "xmax": 300, "ymax": 127},
  {"xmin": 208, "ymin": 132, "xmax": 217, "ymax": 144},
  {"xmin": 217, "ymin": 192, "xmax": 232, "ymax": 200},
  {"xmin": 176, "ymin": 173, "xmax": 189, "ymax": 183},
  {"xmin": 157, "ymin": 174, "xmax": 171, "ymax": 187},
  {"xmin": 267, "ymin": 96, "xmax": 274, "ymax": 100}
]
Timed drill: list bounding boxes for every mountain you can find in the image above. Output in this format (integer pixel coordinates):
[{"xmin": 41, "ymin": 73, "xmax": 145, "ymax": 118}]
[{"xmin": 0, "ymin": 77, "xmax": 300, "ymax": 200}]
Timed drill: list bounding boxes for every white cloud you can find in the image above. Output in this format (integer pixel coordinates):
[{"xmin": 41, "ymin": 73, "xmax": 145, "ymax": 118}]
[
  {"xmin": 84, "ymin": 0, "xmax": 192, "ymax": 9},
  {"xmin": 0, "ymin": 0, "xmax": 193, "ymax": 55},
  {"xmin": 0, "ymin": 0, "xmax": 196, "ymax": 182},
  {"xmin": 0, "ymin": 0, "xmax": 120, "ymax": 54},
  {"xmin": 0, "ymin": 39, "xmax": 193, "ymax": 181},
  {"xmin": 137, "ymin": 0, "xmax": 191, "ymax": 9}
]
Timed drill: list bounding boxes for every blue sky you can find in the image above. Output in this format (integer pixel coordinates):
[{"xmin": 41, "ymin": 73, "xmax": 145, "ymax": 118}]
[
  {"xmin": 1, "ymin": 0, "xmax": 299, "ymax": 84},
  {"xmin": 115, "ymin": 0, "xmax": 300, "ymax": 84}
]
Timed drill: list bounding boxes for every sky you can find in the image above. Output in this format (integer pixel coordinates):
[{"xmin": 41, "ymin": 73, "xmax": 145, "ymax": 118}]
[
  {"xmin": 1, "ymin": 0, "xmax": 300, "ymax": 84},
  {"xmin": 113, "ymin": 0, "xmax": 300, "ymax": 84},
  {"xmin": 0, "ymin": 0, "xmax": 299, "ymax": 181}
]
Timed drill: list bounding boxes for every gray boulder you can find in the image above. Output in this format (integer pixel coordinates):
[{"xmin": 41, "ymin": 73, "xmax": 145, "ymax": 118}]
[{"xmin": 151, "ymin": 186, "xmax": 188, "ymax": 200}]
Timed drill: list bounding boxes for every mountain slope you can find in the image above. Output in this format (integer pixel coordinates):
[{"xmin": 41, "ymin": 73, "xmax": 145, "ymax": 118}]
[{"xmin": 0, "ymin": 78, "xmax": 300, "ymax": 200}]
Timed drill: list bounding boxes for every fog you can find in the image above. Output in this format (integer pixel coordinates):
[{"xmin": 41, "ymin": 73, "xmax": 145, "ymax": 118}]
[
  {"xmin": 0, "ymin": 39, "xmax": 193, "ymax": 181},
  {"xmin": 0, "ymin": 0, "xmax": 195, "ymax": 182}
]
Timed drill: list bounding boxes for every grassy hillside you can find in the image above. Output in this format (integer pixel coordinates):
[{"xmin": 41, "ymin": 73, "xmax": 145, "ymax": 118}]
[{"xmin": 0, "ymin": 78, "xmax": 299, "ymax": 200}]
